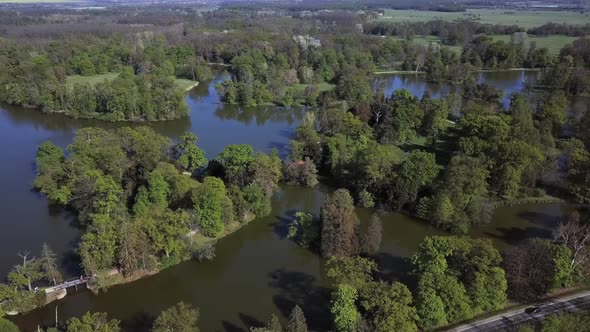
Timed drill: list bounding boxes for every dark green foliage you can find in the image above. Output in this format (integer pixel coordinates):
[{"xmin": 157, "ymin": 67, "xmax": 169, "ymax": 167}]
[
  {"xmin": 175, "ymin": 133, "xmax": 207, "ymax": 173},
  {"xmin": 542, "ymin": 312, "xmax": 590, "ymax": 332},
  {"xmin": 418, "ymin": 155, "xmax": 489, "ymax": 233},
  {"xmin": 153, "ymin": 302, "xmax": 200, "ymax": 332},
  {"xmin": 287, "ymin": 212, "xmax": 319, "ymax": 249},
  {"xmin": 412, "ymin": 236, "xmax": 507, "ymax": 329},
  {"xmin": 34, "ymin": 127, "xmax": 280, "ymax": 284},
  {"xmin": 0, "ymin": 318, "xmax": 19, "ymax": 332},
  {"xmin": 193, "ymin": 177, "xmax": 230, "ymax": 237},
  {"xmin": 66, "ymin": 312, "xmax": 120, "ymax": 332}
]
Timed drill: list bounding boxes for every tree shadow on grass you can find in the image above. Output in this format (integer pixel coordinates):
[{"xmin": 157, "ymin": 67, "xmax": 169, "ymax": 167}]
[{"xmin": 268, "ymin": 268, "xmax": 332, "ymax": 331}]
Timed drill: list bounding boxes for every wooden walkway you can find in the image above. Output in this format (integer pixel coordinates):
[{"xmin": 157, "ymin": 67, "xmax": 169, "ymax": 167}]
[{"xmin": 44, "ymin": 277, "xmax": 89, "ymax": 294}]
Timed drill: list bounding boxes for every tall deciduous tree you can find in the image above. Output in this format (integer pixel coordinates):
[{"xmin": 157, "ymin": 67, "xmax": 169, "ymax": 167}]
[
  {"xmin": 175, "ymin": 133, "xmax": 206, "ymax": 173},
  {"xmin": 193, "ymin": 177, "xmax": 229, "ymax": 237},
  {"xmin": 331, "ymin": 284, "xmax": 360, "ymax": 332},
  {"xmin": 320, "ymin": 189, "xmax": 359, "ymax": 258},
  {"xmin": 39, "ymin": 243, "xmax": 62, "ymax": 286}
]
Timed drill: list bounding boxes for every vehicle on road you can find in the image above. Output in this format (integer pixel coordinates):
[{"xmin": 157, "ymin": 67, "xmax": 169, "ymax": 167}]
[{"xmin": 525, "ymin": 306, "xmax": 541, "ymax": 315}]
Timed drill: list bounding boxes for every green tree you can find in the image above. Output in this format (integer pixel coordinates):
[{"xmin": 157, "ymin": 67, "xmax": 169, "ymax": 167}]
[
  {"xmin": 193, "ymin": 177, "xmax": 229, "ymax": 237},
  {"xmin": 287, "ymin": 212, "xmax": 319, "ymax": 249},
  {"xmin": 0, "ymin": 318, "xmax": 19, "ymax": 332},
  {"xmin": 331, "ymin": 284, "xmax": 360, "ymax": 332},
  {"xmin": 390, "ymin": 150, "xmax": 438, "ymax": 210},
  {"xmin": 66, "ymin": 312, "xmax": 120, "ymax": 332},
  {"xmin": 215, "ymin": 144, "xmax": 255, "ymax": 186},
  {"xmin": 143, "ymin": 209, "xmax": 189, "ymax": 259},
  {"xmin": 286, "ymin": 305, "xmax": 308, "ymax": 332},
  {"xmin": 175, "ymin": 133, "xmax": 207, "ymax": 173},
  {"xmin": 39, "ymin": 243, "xmax": 63, "ymax": 286},
  {"xmin": 537, "ymin": 90, "xmax": 568, "ymax": 136},
  {"xmin": 153, "ymin": 302, "xmax": 199, "ymax": 332},
  {"xmin": 326, "ymin": 256, "xmax": 376, "ymax": 290},
  {"xmin": 359, "ymin": 281, "xmax": 419, "ymax": 332}
]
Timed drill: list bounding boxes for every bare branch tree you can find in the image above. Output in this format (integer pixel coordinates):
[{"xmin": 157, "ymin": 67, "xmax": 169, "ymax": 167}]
[{"xmin": 554, "ymin": 211, "xmax": 590, "ymax": 275}]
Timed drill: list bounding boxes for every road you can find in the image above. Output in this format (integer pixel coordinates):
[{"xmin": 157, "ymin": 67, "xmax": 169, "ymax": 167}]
[{"xmin": 446, "ymin": 290, "xmax": 590, "ymax": 332}]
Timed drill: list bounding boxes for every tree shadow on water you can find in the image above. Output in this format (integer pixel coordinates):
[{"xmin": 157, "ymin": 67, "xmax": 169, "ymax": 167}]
[
  {"xmin": 268, "ymin": 268, "xmax": 332, "ymax": 331},
  {"xmin": 221, "ymin": 321, "xmax": 245, "ymax": 332},
  {"xmin": 517, "ymin": 211, "xmax": 563, "ymax": 229},
  {"xmin": 267, "ymin": 141, "xmax": 290, "ymax": 159},
  {"xmin": 372, "ymin": 253, "xmax": 414, "ymax": 288},
  {"xmin": 238, "ymin": 313, "xmax": 264, "ymax": 330},
  {"xmin": 484, "ymin": 226, "xmax": 553, "ymax": 246},
  {"xmin": 272, "ymin": 209, "xmax": 299, "ymax": 238},
  {"xmin": 121, "ymin": 311, "xmax": 155, "ymax": 332}
]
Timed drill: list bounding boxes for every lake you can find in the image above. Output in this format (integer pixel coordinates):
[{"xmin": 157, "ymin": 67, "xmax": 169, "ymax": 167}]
[{"xmin": 0, "ymin": 70, "xmax": 582, "ymax": 331}]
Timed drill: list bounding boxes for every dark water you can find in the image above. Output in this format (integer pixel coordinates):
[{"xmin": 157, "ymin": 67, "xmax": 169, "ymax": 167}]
[{"xmin": 0, "ymin": 71, "xmax": 582, "ymax": 331}]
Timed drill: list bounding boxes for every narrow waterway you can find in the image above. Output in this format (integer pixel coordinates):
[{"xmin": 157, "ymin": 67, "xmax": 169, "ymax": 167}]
[{"xmin": 0, "ymin": 70, "xmax": 583, "ymax": 331}]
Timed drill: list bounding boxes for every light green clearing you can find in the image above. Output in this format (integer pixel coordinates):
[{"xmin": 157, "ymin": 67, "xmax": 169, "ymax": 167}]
[
  {"xmin": 375, "ymin": 9, "xmax": 590, "ymax": 29},
  {"xmin": 292, "ymin": 82, "xmax": 336, "ymax": 93},
  {"xmin": 66, "ymin": 73, "xmax": 198, "ymax": 91},
  {"xmin": 490, "ymin": 34, "xmax": 581, "ymax": 55},
  {"xmin": 65, "ymin": 73, "xmax": 119, "ymax": 87},
  {"xmin": 391, "ymin": 35, "xmax": 463, "ymax": 53}
]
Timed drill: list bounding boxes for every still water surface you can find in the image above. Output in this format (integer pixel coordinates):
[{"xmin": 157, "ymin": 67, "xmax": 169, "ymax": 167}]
[{"xmin": 0, "ymin": 71, "xmax": 580, "ymax": 331}]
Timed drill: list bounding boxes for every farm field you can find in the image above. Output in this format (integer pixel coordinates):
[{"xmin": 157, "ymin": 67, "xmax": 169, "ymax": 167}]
[
  {"xmin": 66, "ymin": 73, "xmax": 198, "ymax": 91},
  {"xmin": 490, "ymin": 34, "xmax": 581, "ymax": 54},
  {"xmin": 375, "ymin": 9, "xmax": 590, "ymax": 29}
]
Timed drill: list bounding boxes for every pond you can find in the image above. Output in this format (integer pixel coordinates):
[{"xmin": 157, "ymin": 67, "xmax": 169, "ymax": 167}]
[{"xmin": 0, "ymin": 70, "xmax": 580, "ymax": 331}]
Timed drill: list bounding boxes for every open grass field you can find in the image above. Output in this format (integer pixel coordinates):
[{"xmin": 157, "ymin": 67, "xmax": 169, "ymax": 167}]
[
  {"xmin": 388, "ymin": 34, "xmax": 581, "ymax": 56},
  {"xmin": 490, "ymin": 34, "xmax": 581, "ymax": 55},
  {"xmin": 66, "ymin": 73, "xmax": 199, "ymax": 91},
  {"xmin": 375, "ymin": 9, "xmax": 590, "ymax": 29},
  {"xmin": 292, "ymin": 82, "xmax": 336, "ymax": 93},
  {"xmin": 66, "ymin": 73, "xmax": 119, "ymax": 87},
  {"xmin": 390, "ymin": 35, "xmax": 463, "ymax": 53}
]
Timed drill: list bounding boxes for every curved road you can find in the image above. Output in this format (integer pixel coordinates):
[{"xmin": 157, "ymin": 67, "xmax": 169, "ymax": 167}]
[{"xmin": 447, "ymin": 290, "xmax": 590, "ymax": 332}]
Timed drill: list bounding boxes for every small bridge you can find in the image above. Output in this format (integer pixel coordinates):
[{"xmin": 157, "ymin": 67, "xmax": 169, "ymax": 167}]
[{"xmin": 44, "ymin": 276, "xmax": 90, "ymax": 294}]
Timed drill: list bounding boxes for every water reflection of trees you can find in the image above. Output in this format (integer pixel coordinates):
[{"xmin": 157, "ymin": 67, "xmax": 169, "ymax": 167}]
[
  {"xmin": 0, "ymin": 103, "xmax": 192, "ymax": 137},
  {"xmin": 268, "ymin": 268, "xmax": 332, "ymax": 331},
  {"xmin": 214, "ymin": 104, "xmax": 309, "ymax": 126}
]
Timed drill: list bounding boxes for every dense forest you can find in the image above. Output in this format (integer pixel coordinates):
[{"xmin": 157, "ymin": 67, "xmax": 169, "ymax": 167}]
[
  {"xmin": 0, "ymin": 3, "xmax": 590, "ymax": 332},
  {"xmin": 0, "ymin": 5, "xmax": 588, "ymax": 113}
]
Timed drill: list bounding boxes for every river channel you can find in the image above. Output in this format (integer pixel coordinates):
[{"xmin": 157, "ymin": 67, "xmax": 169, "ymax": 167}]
[{"xmin": 1, "ymin": 70, "xmax": 584, "ymax": 331}]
